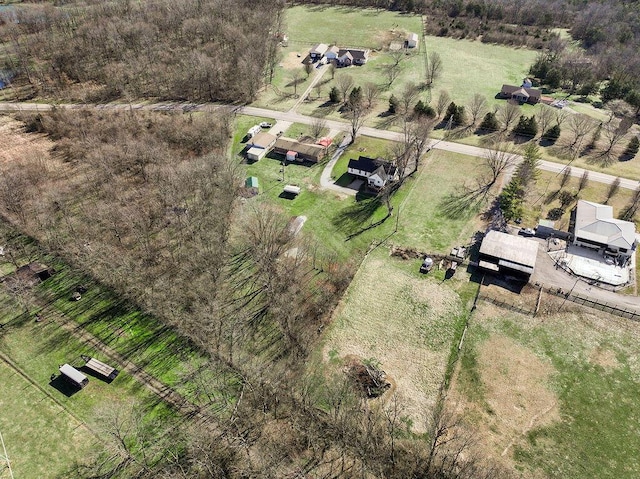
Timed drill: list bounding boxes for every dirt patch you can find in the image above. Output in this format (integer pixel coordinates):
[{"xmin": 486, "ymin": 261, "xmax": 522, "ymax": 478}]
[
  {"xmin": 0, "ymin": 116, "xmax": 55, "ymax": 165},
  {"xmin": 450, "ymin": 333, "xmax": 559, "ymax": 470},
  {"xmin": 280, "ymin": 51, "xmax": 306, "ymax": 70},
  {"xmin": 589, "ymin": 347, "xmax": 620, "ymax": 371}
]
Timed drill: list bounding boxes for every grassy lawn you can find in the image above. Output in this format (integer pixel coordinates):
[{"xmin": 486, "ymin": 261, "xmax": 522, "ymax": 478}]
[
  {"xmin": 520, "ymin": 169, "xmax": 638, "ymax": 231},
  {"xmin": 423, "ymin": 35, "xmax": 538, "ymax": 108},
  {"xmin": 319, "ymin": 247, "xmax": 468, "ymax": 432},
  {"xmin": 453, "ymin": 302, "xmax": 640, "ymax": 478},
  {"xmin": 331, "ymin": 136, "xmax": 394, "ymax": 184},
  {"xmin": 285, "ymin": 5, "xmax": 422, "ymax": 50},
  {"xmin": 393, "ymin": 149, "xmax": 493, "ymax": 253},
  {"xmin": 0, "ymin": 359, "xmax": 94, "ymax": 479}
]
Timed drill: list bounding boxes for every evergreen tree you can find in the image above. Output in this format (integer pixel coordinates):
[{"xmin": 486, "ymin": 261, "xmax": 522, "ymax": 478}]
[
  {"xmin": 516, "ymin": 143, "xmax": 541, "ymax": 186},
  {"xmin": 348, "ymin": 86, "xmax": 363, "ymax": 109},
  {"xmin": 543, "ymin": 124, "xmax": 561, "ymax": 143},
  {"xmin": 498, "ymin": 178, "xmax": 525, "ymax": 221},
  {"xmin": 414, "ymin": 100, "xmax": 435, "ymax": 118},
  {"xmin": 479, "ymin": 111, "xmax": 499, "ymax": 131},
  {"xmin": 624, "ymin": 136, "xmax": 640, "ymax": 158},
  {"xmin": 388, "ymin": 94, "xmax": 399, "ymax": 114},
  {"xmin": 445, "ymin": 102, "xmax": 465, "ymax": 125},
  {"xmin": 329, "ymin": 86, "xmax": 341, "ymax": 103},
  {"xmin": 513, "ymin": 115, "xmax": 538, "ymax": 137}
]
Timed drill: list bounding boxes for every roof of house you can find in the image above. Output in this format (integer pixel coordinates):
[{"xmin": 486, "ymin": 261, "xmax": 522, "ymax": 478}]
[
  {"xmin": 501, "ymin": 84, "xmax": 541, "ymax": 100},
  {"xmin": 317, "ymin": 137, "xmax": 333, "ymax": 147},
  {"xmin": 310, "ymin": 43, "xmax": 329, "ymax": 55},
  {"xmin": 339, "ymin": 51, "xmax": 353, "ymax": 61},
  {"xmin": 249, "ymin": 132, "xmax": 277, "ymax": 149},
  {"xmin": 338, "ymin": 48, "xmax": 368, "ymax": 61},
  {"xmin": 327, "ymin": 45, "xmax": 340, "ymax": 54},
  {"xmin": 512, "ymin": 87, "xmax": 530, "ymax": 98},
  {"xmin": 479, "ymin": 230, "xmax": 539, "ymax": 269},
  {"xmin": 275, "ymin": 137, "xmax": 325, "ymax": 158},
  {"xmin": 348, "ymin": 156, "xmax": 397, "ymax": 175},
  {"xmin": 369, "ymin": 165, "xmax": 391, "ymax": 183},
  {"xmin": 574, "ymin": 200, "xmax": 636, "ymax": 250},
  {"xmin": 407, "ymin": 32, "xmax": 419, "ymax": 41}
]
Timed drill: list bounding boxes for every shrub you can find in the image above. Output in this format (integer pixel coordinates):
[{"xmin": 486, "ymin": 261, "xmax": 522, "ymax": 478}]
[{"xmin": 547, "ymin": 207, "xmax": 564, "ymax": 220}]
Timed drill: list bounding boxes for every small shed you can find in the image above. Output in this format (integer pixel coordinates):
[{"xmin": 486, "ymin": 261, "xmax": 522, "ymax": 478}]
[
  {"xmin": 81, "ymin": 355, "xmax": 119, "ymax": 381},
  {"xmin": 406, "ymin": 32, "xmax": 419, "ymax": 48},
  {"xmin": 59, "ymin": 364, "xmax": 89, "ymax": 389},
  {"xmin": 286, "ymin": 150, "xmax": 297, "ymax": 162},
  {"xmin": 247, "ymin": 147, "xmax": 268, "ymax": 162},
  {"xmin": 245, "ymin": 176, "xmax": 259, "ymax": 189},
  {"xmin": 283, "ymin": 184, "xmax": 301, "ymax": 195}
]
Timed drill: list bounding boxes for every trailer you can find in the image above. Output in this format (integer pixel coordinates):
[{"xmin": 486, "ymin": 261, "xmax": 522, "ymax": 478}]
[
  {"xmin": 59, "ymin": 364, "xmax": 89, "ymax": 389},
  {"xmin": 283, "ymin": 184, "xmax": 301, "ymax": 195},
  {"xmin": 81, "ymin": 355, "xmax": 119, "ymax": 381}
]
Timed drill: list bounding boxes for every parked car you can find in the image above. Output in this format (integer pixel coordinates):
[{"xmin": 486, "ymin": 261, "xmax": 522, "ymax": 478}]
[
  {"xmin": 420, "ymin": 257, "xmax": 433, "ymax": 274},
  {"xmin": 259, "ymin": 122, "xmax": 272, "ymax": 128}
]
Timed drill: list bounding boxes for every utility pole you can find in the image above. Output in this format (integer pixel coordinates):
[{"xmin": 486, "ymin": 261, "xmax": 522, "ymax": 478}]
[{"xmin": 0, "ymin": 430, "xmax": 14, "ymax": 479}]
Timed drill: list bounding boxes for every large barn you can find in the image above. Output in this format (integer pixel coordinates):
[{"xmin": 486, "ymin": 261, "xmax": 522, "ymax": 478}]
[{"xmin": 478, "ymin": 230, "xmax": 539, "ymax": 280}]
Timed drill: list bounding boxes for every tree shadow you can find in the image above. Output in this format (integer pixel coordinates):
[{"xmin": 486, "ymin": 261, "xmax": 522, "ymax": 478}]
[
  {"xmin": 332, "ymin": 197, "xmax": 382, "ymax": 235},
  {"xmin": 544, "ymin": 189, "xmax": 561, "ymax": 205},
  {"xmin": 438, "ymin": 188, "xmax": 487, "ymax": 220}
]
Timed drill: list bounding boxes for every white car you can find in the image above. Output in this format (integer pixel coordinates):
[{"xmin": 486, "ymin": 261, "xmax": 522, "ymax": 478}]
[{"xmin": 259, "ymin": 122, "xmax": 272, "ymax": 128}]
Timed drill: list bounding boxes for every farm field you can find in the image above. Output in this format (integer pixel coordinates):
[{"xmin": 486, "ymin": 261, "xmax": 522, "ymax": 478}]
[
  {"xmin": 321, "ymin": 247, "xmax": 469, "ymax": 432},
  {"xmin": 451, "ymin": 300, "xmax": 640, "ymax": 479}
]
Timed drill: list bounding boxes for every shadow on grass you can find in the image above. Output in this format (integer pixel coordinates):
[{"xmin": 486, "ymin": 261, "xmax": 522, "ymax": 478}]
[
  {"xmin": 49, "ymin": 375, "xmax": 81, "ymax": 397},
  {"xmin": 438, "ymin": 190, "xmax": 487, "ymax": 220},
  {"xmin": 332, "ymin": 197, "xmax": 382, "ymax": 235}
]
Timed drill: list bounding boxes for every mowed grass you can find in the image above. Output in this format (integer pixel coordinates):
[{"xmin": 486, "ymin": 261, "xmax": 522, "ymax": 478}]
[
  {"xmin": 285, "ymin": 5, "xmax": 422, "ymax": 49},
  {"xmin": 520, "ymin": 169, "xmax": 639, "ymax": 232},
  {"xmin": 424, "ymin": 36, "xmax": 538, "ymax": 108},
  {"xmin": 0, "ymin": 360, "xmax": 94, "ymax": 479},
  {"xmin": 321, "ymin": 247, "xmax": 466, "ymax": 432},
  {"xmin": 455, "ymin": 302, "xmax": 640, "ymax": 479},
  {"xmin": 393, "ymin": 149, "xmax": 492, "ymax": 253}
]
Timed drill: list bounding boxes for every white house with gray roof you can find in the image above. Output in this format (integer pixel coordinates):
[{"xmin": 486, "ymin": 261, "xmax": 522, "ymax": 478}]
[{"xmin": 570, "ymin": 200, "xmax": 637, "ymax": 259}]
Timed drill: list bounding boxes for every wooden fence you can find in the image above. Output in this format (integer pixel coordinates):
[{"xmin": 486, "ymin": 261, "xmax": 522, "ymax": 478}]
[{"xmin": 543, "ymin": 287, "xmax": 640, "ymax": 322}]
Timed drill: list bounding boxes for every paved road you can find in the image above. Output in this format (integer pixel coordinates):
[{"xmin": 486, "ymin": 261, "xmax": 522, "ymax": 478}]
[{"xmin": 1, "ymin": 101, "xmax": 638, "ymax": 190}]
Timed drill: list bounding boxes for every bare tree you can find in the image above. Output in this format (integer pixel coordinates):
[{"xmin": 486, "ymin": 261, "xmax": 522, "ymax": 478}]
[
  {"xmin": 425, "ymin": 51, "xmax": 443, "ymax": 88},
  {"xmin": 468, "ymin": 93, "xmax": 488, "ymax": 126},
  {"xmin": 406, "ymin": 117, "xmax": 433, "ymax": 175},
  {"xmin": 329, "ymin": 62, "xmax": 336, "ymax": 79},
  {"xmin": 560, "ymin": 166, "xmax": 572, "ymax": 187},
  {"xmin": 363, "ymin": 81, "xmax": 380, "ymax": 109},
  {"xmin": 399, "ymin": 81, "xmax": 420, "ymax": 118},
  {"xmin": 304, "ymin": 62, "xmax": 313, "ymax": 78},
  {"xmin": 621, "ymin": 186, "xmax": 640, "ymax": 220},
  {"xmin": 599, "ymin": 117, "xmax": 633, "ymax": 159},
  {"xmin": 348, "ymin": 101, "xmax": 367, "ymax": 142},
  {"xmin": 290, "ymin": 68, "xmax": 303, "ymax": 96},
  {"xmin": 435, "ymin": 90, "xmax": 451, "ymax": 119},
  {"xmin": 578, "ymin": 169, "xmax": 589, "ymax": 192},
  {"xmin": 335, "ymin": 73, "xmax": 354, "ymax": 104},
  {"xmin": 310, "ymin": 117, "xmax": 327, "ymax": 140},
  {"xmin": 566, "ymin": 114, "xmax": 595, "ymax": 151},
  {"xmin": 483, "ymin": 145, "xmax": 518, "ymax": 188},
  {"xmin": 537, "ymin": 105, "xmax": 555, "ymax": 138},
  {"xmin": 498, "ymin": 102, "xmax": 520, "ymax": 131},
  {"xmin": 605, "ymin": 177, "xmax": 621, "ymax": 203}
]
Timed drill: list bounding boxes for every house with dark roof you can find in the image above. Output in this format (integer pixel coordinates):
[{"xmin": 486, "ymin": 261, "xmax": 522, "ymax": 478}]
[
  {"xmin": 309, "ymin": 43, "xmax": 329, "ymax": 61},
  {"xmin": 336, "ymin": 48, "xmax": 369, "ymax": 66},
  {"xmin": 500, "ymin": 84, "xmax": 542, "ymax": 104},
  {"xmin": 273, "ymin": 137, "xmax": 327, "ymax": 163},
  {"xmin": 569, "ymin": 200, "xmax": 637, "ymax": 259},
  {"xmin": 347, "ymin": 156, "xmax": 397, "ymax": 189}
]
